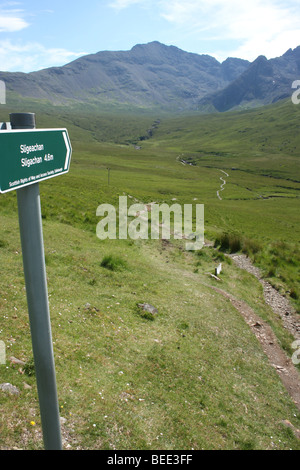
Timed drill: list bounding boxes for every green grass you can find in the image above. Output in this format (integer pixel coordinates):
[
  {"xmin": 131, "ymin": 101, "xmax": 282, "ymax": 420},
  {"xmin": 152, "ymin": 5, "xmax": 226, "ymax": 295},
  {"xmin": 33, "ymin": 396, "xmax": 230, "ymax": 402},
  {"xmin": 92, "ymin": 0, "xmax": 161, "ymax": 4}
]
[
  {"xmin": 0, "ymin": 97, "xmax": 300, "ymax": 449},
  {"xmin": 0, "ymin": 216, "xmax": 299, "ymax": 450},
  {"xmin": 100, "ymin": 254, "xmax": 128, "ymax": 271}
]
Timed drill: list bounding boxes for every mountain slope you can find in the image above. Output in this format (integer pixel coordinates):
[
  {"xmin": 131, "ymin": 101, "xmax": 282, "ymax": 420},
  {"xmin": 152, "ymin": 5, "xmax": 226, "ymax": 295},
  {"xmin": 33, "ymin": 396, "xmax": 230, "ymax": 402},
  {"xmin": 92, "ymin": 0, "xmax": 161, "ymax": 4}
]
[
  {"xmin": 200, "ymin": 46, "xmax": 300, "ymax": 111},
  {"xmin": 0, "ymin": 41, "xmax": 249, "ymax": 111},
  {"xmin": 0, "ymin": 42, "xmax": 299, "ymax": 112}
]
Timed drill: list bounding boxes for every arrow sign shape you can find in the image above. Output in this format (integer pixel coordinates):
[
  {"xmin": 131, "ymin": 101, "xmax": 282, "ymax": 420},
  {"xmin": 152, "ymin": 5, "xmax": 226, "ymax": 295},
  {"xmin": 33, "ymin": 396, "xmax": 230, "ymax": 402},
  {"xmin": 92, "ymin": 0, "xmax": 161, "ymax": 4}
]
[
  {"xmin": 63, "ymin": 131, "xmax": 71, "ymax": 170},
  {"xmin": 0, "ymin": 128, "xmax": 72, "ymax": 193}
]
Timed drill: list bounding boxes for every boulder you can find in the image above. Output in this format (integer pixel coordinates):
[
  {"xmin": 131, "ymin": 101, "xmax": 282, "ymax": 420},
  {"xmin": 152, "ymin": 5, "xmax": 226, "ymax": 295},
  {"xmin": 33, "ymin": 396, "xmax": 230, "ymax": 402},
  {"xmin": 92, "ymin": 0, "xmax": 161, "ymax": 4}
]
[{"xmin": 0, "ymin": 383, "xmax": 20, "ymax": 395}]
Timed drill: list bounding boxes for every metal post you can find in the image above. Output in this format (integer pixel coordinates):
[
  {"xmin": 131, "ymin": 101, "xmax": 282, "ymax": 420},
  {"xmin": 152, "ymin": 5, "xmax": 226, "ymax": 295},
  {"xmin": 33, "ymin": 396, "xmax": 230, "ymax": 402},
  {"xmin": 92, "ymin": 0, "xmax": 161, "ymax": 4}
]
[{"xmin": 10, "ymin": 113, "xmax": 62, "ymax": 450}]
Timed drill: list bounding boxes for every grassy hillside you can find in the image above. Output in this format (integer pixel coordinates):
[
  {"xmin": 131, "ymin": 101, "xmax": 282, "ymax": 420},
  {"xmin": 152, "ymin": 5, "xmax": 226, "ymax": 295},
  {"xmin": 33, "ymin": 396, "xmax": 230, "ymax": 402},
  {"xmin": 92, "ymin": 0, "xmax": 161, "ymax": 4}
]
[
  {"xmin": 0, "ymin": 98, "xmax": 299, "ymax": 449},
  {"xmin": 142, "ymin": 99, "xmax": 300, "ymax": 310}
]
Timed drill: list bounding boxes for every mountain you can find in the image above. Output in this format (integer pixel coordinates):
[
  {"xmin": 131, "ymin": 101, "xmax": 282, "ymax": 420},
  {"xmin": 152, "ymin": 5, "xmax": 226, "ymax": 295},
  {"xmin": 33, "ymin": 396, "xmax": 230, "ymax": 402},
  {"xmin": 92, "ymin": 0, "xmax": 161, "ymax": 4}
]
[
  {"xmin": 0, "ymin": 41, "xmax": 250, "ymax": 111},
  {"xmin": 0, "ymin": 41, "xmax": 299, "ymax": 112},
  {"xmin": 200, "ymin": 46, "xmax": 300, "ymax": 112}
]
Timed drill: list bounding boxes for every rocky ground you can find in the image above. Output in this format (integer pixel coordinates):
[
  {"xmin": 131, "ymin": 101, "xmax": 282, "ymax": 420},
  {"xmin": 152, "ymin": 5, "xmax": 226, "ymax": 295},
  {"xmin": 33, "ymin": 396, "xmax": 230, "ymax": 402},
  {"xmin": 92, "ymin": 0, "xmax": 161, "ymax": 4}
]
[{"xmin": 230, "ymin": 254, "xmax": 300, "ymax": 340}]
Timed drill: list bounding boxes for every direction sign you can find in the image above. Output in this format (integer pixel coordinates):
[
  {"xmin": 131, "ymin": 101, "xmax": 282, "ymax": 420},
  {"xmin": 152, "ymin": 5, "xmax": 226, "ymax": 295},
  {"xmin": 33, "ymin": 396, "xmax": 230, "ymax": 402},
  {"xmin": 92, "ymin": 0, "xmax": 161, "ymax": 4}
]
[{"xmin": 0, "ymin": 128, "xmax": 72, "ymax": 193}]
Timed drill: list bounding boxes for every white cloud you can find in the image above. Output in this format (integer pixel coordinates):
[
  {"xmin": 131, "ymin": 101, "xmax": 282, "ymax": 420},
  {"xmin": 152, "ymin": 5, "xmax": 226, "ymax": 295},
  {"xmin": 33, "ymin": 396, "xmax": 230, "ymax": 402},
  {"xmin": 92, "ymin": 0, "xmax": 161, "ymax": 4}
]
[
  {"xmin": 0, "ymin": 6, "xmax": 86, "ymax": 72},
  {"xmin": 0, "ymin": 40, "xmax": 87, "ymax": 72},
  {"xmin": 158, "ymin": 0, "xmax": 300, "ymax": 60},
  {"xmin": 108, "ymin": 0, "xmax": 300, "ymax": 60},
  {"xmin": 0, "ymin": 8, "xmax": 29, "ymax": 32},
  {"xmin": 109, "ymin": 0, "xmax": 146, "ymax": 10}
]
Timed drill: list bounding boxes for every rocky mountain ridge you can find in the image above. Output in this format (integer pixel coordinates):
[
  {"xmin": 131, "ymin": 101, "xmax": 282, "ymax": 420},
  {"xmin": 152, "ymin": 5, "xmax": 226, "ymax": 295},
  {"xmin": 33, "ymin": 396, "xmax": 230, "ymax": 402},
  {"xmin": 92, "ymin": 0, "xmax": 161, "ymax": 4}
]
[{"xmin": 1, "ymin": 41, "xmax": 299, "ymax": 112}]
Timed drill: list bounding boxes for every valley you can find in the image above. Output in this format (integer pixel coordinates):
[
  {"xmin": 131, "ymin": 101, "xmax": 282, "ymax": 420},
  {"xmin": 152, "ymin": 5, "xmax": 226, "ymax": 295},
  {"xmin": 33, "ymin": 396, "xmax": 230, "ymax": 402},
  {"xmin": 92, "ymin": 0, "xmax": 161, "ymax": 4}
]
[{"xmin": 0, "ymin": 96, "xmax": 300, "ymax": 450}]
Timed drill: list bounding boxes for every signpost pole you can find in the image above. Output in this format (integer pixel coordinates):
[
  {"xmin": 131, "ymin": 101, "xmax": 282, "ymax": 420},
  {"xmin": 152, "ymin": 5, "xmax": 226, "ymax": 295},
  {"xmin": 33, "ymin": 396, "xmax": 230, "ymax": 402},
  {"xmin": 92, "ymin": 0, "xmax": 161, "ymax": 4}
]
[{"xmin": 11, "ymin": 113, "xmax": 63, "ymax": 450}]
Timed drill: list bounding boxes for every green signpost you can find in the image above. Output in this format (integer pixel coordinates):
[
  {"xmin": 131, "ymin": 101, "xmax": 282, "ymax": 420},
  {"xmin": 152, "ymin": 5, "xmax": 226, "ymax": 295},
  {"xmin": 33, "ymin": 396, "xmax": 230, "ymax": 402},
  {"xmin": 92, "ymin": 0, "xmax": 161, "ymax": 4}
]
[
  {"xmin": 0, "ymin": 127, "xmax": 71, "ymax": 193},
  {"xmin": 0, "ymin": 113, "xmax": 72, "ymax": 450}
]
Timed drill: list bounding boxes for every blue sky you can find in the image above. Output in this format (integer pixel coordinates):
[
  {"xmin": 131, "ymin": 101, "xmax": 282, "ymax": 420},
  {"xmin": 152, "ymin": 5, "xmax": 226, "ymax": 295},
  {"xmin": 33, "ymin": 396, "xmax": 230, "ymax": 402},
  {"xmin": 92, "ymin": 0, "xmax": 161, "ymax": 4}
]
[{"xmin": 0, "ymin": 0, "xmax": 300, "ymax": 72}]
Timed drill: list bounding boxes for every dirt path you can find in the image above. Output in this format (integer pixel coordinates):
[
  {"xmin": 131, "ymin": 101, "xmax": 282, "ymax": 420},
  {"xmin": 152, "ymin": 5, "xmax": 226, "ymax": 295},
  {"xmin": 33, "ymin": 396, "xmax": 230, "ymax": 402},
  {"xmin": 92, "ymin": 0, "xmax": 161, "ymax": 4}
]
[
  {"xmin": 217, "ymin": 170, "xmax": 229, "ymax": 200},
  {"xmin": 199, "ymin": 244, "xmax": 300, "ymax": 416},
  {"xmin": 206, "ymin": 282, "xmax": 300, "ymax": 413},
  {"xmin": 203, "ymin": 251, "xmax": 300, "ymax": 416},
  {"xmin": 230, "ymin": 254, "xmax": 300, "ymax": 340}
]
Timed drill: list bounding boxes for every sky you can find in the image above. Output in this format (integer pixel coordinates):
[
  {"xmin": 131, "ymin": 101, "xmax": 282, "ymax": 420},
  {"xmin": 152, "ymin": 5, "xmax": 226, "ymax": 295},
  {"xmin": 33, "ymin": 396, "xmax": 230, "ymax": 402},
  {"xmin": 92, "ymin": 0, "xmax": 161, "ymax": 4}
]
[{"xmin": 0, "ymin": 0, "xmax": 300, "ymax": 72}]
